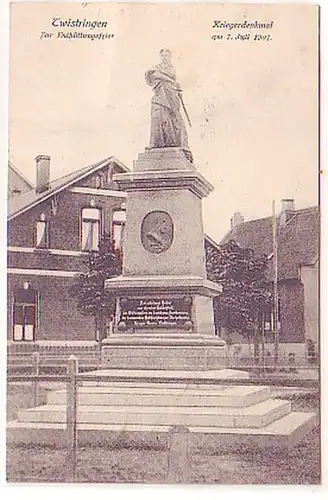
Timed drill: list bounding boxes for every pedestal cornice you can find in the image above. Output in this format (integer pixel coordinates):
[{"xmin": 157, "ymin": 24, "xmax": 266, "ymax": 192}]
[
  {"xmin": 105, "ymin": 274, "xmax": 222, "ymax": 298},
  {"xmin": 112, "ymin": 169, "xmax": 214, "ymax": 199}
]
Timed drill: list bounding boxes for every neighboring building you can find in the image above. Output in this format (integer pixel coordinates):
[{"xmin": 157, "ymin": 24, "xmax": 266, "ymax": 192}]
[
  {"xmin": 220, "ymin": 199, "xmax": 319, "ymax": 359},
  {"xmin": 8, "ymin": 161, "xmax": 33, "ymax": 197},
  {"xmin": 7, "ymin": 155, "xmax": 129, "ymax": 350}
]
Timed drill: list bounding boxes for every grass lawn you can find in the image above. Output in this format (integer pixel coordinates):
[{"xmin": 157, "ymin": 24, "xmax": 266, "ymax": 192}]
[{"xmin": 6, "ymin": 383, "xmax": 321, "ymax": 484}]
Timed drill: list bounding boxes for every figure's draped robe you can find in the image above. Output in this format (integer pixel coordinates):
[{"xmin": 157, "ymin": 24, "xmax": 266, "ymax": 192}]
[{"xmin": 145, "ymin": 64, "xmax": 189, "ymax": 150}]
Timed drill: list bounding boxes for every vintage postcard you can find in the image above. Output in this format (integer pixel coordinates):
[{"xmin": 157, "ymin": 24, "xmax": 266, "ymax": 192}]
[{"xmin": 5, "ymin": 1, "xmax": 320, "ymax": 486}]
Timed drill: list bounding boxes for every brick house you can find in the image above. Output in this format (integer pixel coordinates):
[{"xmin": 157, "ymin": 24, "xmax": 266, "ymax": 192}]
[
  {"xmin": 7, "ymin": 155, "xmax": 128, "ymax": 359},
  {"xmin": 219, "ymin": 200, "xmax": 319, "ymax": 359}
]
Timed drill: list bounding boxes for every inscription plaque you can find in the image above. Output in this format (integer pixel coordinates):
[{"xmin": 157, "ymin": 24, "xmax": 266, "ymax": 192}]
[{"xmin": 119, "ymin": 297, "xmax": 192, "ymax": 329}]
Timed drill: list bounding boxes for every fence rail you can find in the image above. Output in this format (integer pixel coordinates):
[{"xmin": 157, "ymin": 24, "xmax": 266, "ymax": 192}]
[
  {"xmin": 7, "ymin": 359, "xmax": 319, "ymax": 373},
  {"xmin": 7, "ymin": 373, "xmax": 319, "ymax": 388}
]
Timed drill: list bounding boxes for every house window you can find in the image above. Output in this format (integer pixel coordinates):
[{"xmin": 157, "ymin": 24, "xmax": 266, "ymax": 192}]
[
  {"xmin": 264, "ymin": 300, "xmax": 281, "ymax": 333},
  {"xmin": 35, "ymin": 213, "xmax": 49, "ymax": 249},
  {"xmin": 81, "ymin": 207, "xmax": 102, "ymax": 251},
  {"xmin": 112, "ymin": 209, "xmax": 126, "ymax": 250},
  {"xmin": 13, "ymin": 287, "xmax": 39, "ymax": 341}
]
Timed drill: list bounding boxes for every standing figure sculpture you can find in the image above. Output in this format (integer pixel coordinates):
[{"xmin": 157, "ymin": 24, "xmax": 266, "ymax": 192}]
[{"xmin": 145, "ymin": 49, "xmax": 193, "ymax": 163}]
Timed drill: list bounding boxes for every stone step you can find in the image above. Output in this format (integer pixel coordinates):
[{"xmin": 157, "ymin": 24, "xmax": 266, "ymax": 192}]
[
  {"xmin": 81, "ymin": 368, "xmax": 250, "ymax": 386},
  {"xmin": 101, "ymin": 334, "xmax": 226, "ymax": 346},
  {"xmin": 17, "ymin": 399, "xmax": 291, "ymax": 429},
  {"xmin": 7, "ymin": 412, "xmax": 318, "ymax": 449},
  {"xmin": 47, "ymin": 385, "xmax": 270, "ymax": 408}
]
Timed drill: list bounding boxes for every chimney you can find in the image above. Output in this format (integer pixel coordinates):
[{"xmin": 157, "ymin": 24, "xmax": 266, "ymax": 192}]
[
  {"xmin": 281, "ymin": 198, "xmax": 295, "ymax": 212},
  {"xmin": 35, "ymin": 155, "xmax": 50, "ymax": 194},
  {"xmin": 230, "ymin": 212, "xmax": 244, "ymax": 230},
  {"xmin": 280, "ymin": 198, "xmax": 295, "ymax": 226}
]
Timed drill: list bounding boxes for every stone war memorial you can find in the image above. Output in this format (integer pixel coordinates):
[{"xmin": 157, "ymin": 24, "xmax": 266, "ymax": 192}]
[
  {"xmin": 102, "ymin": 47, "xmax": 227, "ymax": 371},
  {"xmin": 8, "ymin": 49, "xmax": 318, "ymax": 457}
]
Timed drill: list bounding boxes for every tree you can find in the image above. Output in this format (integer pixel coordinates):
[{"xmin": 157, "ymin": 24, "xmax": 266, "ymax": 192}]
[
  {"xmin": 206, "ymin": 239, "xmax": 272, "ymax": 359},
  {"xmin": 69, "ymin": 233, "xmax": 122, "ymax": 341}
]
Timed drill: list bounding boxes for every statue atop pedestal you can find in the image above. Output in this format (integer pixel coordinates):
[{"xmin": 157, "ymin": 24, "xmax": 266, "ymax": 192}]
[{"xmin": 145, "ymin": 49, "xmax": 193, "ymax": 163}]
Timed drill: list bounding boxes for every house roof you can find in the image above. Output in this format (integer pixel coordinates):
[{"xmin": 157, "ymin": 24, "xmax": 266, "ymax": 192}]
[
  {"xmin": 8, "ymin": 161, "xmax": 34, "ymax": 190},
  {"xmin": 8, "ymin": 156, "xmax": 129, "ymax": 220},
  {"xmin": 204, "ymin": 233, "xmax": 221, "ymax": 251},
  {"xmin": 220, "ymin": 206, "xmax": 319, "ymax": 280}
]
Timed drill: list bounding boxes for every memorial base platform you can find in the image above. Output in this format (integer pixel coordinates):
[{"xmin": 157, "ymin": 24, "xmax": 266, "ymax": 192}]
[
  {"xmin": 8, "ymin": 371, "xmax": 318, "ymax": 450},
  {"xmin": 101, "ymin": 333, "xmax": 227, "ymax": 370}
]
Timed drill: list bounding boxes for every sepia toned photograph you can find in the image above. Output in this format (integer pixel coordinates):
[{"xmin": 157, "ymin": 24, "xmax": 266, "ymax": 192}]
[{"xmin": 5, "ymin": 1, "xmax": 320, "ymax": 485}]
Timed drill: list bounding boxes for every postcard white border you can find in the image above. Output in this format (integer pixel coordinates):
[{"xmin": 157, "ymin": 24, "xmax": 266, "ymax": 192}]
[{"xmin": 1, "ymin": 0, "xmax": 327, "ymax": 497}]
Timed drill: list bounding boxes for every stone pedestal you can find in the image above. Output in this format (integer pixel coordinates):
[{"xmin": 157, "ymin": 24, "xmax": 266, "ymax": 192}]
[
  {"xmin": 105, "ymin": 275, "xmax": 221, "ymax": 335},
  {"xmin": 101, "ymin": 334, "xmax": 227, "ymax": 370},
  {"xmin": 118, "ymin": 150, "xmax": 214, "ymax": 279},
  {"xmin": 104, "ymin": 147, "xmax": 226, "ymax": 369}
]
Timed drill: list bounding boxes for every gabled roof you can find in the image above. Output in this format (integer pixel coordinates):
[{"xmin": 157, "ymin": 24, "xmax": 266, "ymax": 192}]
[
  {"xmin": 220, "ymin": 206, "xmax": 319, "ymax": 280},
  {"xmin": 8, "ymin": 156, "xmax": 129, "ymax": 220},
  {"xmin": 8, "ymin": 161, "xmax": 34, "ymax": 190},
  {"xmin": 204, "ymin": 233, "xmax": 221, "ymax": 251}
]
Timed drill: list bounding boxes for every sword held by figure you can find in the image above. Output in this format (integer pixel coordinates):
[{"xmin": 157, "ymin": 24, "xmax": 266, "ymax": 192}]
[{"xmin": 178, "ymin": 92, "xmax": 192, "ymax": 128}]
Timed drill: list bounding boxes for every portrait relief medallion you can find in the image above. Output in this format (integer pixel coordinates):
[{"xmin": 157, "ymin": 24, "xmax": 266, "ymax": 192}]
[{"xmin": 141, "ymin": 211, "xmax": 174, "ymax": 253}]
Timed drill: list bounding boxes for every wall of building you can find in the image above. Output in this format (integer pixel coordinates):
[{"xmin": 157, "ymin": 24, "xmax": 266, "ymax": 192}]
[
  {"xmin": 8, "ymin": 251, "xmax": 86, "ymax": 272},
  {"xmin": 279, "ymin": 280, "xmax": 305, "ymax": 342},
  {"xmin": 8, "ymin": 274, "xmax": 96, "ymax": 341},
  {"xmin": 8, "ymin": 188, "xmax": 123, "ymax": 252},
  {"xmin": 8, "ymin": 168, "xmax": 32, "ymax": 197},
  {"xmin": 300, "ymin": 262, "xmax": 319, "ymax": 348}
]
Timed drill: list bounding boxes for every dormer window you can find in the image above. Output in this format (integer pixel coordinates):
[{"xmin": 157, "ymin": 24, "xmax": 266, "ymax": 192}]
[
  {"xmin": 35, "ymin": 213, "xmax": 49, "ymax": 249},
  {"xmin": 95, "ymin": 174, "xmax": 104, "ymax": 189},
  {"xmin": 107, "ymin": 165, "xmax": 114, "ymax": 186},
  {"xmin": 81, "ymin": 207, "xmax": 102, "ymax": 251}
]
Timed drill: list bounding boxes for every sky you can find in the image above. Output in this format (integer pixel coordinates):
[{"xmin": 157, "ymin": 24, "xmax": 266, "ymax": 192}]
[{"xmin": 8, "ymin": 2, "xmax": 318, "ymax": 241}]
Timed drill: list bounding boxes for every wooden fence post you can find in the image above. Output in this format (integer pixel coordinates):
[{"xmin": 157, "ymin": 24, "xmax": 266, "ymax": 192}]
[
  {"xmin": 66, "ymin": 355, "xmax": 78, "ymax": 482},
  {"xmin": 32, "ymin": 351, "xmax": 40, "ymax": 407},
  {"xmin": 167, "ymin": 425, "xmax": 191, "ymax": 483},
  {"xmin": 97, "ymin": 340, "xmax": 102, "ymax": 368}
]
